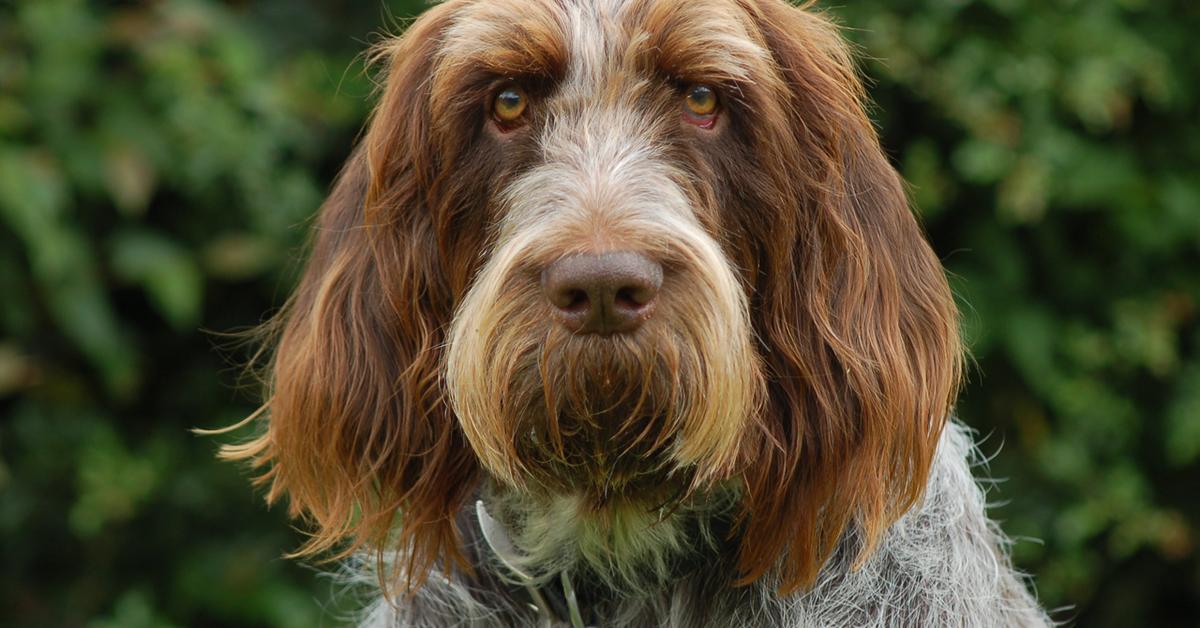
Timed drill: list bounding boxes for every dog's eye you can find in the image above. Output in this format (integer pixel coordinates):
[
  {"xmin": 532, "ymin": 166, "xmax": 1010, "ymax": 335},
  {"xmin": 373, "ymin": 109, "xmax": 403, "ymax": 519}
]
[
  {"xmin": 683, "ymin": 84, "xmax": 719, "ymax": 127},
  {"xmin": 493, "ymin": 84, "xmax": 528, "ymax": 126}
]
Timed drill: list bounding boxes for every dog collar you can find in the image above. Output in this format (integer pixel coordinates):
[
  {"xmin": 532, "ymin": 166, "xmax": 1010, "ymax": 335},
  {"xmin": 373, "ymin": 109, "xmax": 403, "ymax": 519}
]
[{"xmin": 475, "ymin": 500, "xmax": 590, "ymax": 628}]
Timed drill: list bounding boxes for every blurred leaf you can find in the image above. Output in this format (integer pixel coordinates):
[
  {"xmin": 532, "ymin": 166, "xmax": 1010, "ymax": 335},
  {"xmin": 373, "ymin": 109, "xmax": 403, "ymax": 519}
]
[
  {"xmin": 903, "ymin": 140, "xmax": 953, "ymax": 217},
  {"xmin": 0, "ymin": 148, "xmax": 138, "ymax": 396},
  {"xmin": 998, "ymin": 157, "xmax": 1050, "ymax": 222},
  {"xmin": 952, "ymin": 138, "xmax": 1015, "ymax": 184},
  {"xmin": 1112, "ymin": 299, "xmax": 1180, "ymax": 376},
  {"xmin": 88, "ymin": 589, "xmax": 180, "ymax": 628},
  {"xmin": 173, "ymin": 542, "xmax": 323, "ymax": 627},
  {"xmin": 1166, "ymin": 366, "xmax": 1200, "ymax": 466},
  {"xmin": 111, "ymin": 230, "xmax": 204, "ymax": 330},
  {"xmin": 0, "ymin": 343, "xmax": 38, "ymax": 397},
  {"xmin": 69, "ymin": 425, "xmax": 163, "ymax": 538},
  {"xmin": 0, "ymin": 96, "xmax": 32, "ymax": 136},
  {"xmin": 104, "ymin": 141, "xmax": 158, "ymax": 216},
  {"xmin": 202, "ymin": 232, "xmax": 279, "ymax": 281}
]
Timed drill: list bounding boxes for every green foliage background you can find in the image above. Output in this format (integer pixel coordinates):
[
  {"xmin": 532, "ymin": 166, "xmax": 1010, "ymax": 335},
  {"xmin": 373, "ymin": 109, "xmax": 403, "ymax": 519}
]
[{"xmin": 1, "ymin": 0, "xmax": 1196, "ymax": 625}]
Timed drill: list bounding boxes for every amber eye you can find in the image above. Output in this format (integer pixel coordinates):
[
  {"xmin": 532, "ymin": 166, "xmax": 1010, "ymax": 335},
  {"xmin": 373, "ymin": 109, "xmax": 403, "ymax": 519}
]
[
  {"xmin": 493, "ymin": 84, "xmax": 528, "ymax": 125},
  {"xmin": 683, "ymin": 84, "xmax": 719, "ymax": 122}
]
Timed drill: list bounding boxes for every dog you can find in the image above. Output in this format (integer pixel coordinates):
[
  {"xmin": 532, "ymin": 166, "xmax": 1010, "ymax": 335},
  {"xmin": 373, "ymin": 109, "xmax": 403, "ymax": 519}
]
[{"xmin": 221, "ymin": 0, "xmax": 1053, "ymax": 625}]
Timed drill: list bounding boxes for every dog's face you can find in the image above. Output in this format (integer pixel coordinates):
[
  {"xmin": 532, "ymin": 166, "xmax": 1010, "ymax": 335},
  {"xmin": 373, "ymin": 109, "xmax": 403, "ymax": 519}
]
[
  {"xmin": 443, "ymin": 0, "xmax": 773, "ymax": 501},
  {"xmin": 230, "ymin": 0, "xmax": 962, "ymax": 595}
]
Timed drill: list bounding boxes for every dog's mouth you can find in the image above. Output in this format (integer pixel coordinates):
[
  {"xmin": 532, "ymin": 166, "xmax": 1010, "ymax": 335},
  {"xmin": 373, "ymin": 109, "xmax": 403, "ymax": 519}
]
[
  {"xmin": 516, "ymin": 411, "xmax": 687, "ymax": 504},
  {"xmin": 510, "ymin": 332, "xmax": 693, "ymax": 502}
]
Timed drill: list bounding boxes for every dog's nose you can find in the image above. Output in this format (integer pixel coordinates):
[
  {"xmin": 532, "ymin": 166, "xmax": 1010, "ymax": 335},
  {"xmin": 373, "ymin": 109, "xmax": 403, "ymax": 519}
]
[{"xmin": 541, "ymin": 252, "xmax": 663, "ymax": 335}]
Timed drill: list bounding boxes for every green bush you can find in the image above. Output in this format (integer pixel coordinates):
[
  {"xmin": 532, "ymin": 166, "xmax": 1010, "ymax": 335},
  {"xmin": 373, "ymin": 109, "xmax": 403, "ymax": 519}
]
[
  {"xmin": 0, "ymin": 1, "xmax": 399, "ymax": 625},
  {"xmin": 835, "ymin": 1, "xmax": 1200, "ymax": 623},
  {"xmin": 0, "ymin": 0, "xmax": 1195, "ymax": 625}
]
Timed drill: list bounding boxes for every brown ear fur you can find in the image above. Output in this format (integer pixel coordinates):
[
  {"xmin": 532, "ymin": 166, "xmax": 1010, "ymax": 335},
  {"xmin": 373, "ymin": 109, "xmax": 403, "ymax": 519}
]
[
  {"xmin": 735, "ymin": 0, "xmax": 963, "ymax": 594},
  {"xmin": 220, "ymin": 2, "xmax": 478, "ymax": 591}
]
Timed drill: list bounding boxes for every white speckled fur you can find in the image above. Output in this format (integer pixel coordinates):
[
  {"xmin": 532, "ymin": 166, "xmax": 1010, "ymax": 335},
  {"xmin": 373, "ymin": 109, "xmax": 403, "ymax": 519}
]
[{"xmin": 352, "ymin": 422, "xmax": 1052, "ymax": 627}]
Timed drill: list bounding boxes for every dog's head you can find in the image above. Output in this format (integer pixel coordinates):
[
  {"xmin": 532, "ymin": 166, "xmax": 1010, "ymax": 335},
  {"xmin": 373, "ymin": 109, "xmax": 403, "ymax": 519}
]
[{"xmin": 228, "ymin": 0, "xmax": 961, "ymax": 595}]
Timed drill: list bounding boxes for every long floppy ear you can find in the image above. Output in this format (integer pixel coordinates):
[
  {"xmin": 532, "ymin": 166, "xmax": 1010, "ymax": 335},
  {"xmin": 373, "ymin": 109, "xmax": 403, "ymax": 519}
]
[
  {"xmin": 736, "ymin": 0, "xmax": 963, "ymax": 594},
  {"xmin": 220, "ymin": 2, "xmax": 478, "ymax": 590}
]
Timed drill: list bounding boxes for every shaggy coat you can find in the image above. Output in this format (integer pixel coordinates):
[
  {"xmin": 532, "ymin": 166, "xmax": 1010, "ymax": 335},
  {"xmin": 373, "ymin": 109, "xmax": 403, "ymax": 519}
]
[
  {"xmin": 220, "ymin": 0, "xmax": 1052, "ymax": 625},
  {"xmin": 356, "ymin": 423, "xmax": 1048, "ymax": 627}
]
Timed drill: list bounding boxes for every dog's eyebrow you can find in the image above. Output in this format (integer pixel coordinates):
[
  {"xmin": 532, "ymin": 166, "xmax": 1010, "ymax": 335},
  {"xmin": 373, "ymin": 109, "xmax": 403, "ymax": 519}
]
[
  {"xmin": 622, "ymin": 0, "xmax": 773, "ymax": 85},
  {"xmin": 438, "ymin": 0, "xmax": 569, "ymax": 80},
  {"xmin": 436, "ymin": 0, "xmax": 772, "ymax": 89}
]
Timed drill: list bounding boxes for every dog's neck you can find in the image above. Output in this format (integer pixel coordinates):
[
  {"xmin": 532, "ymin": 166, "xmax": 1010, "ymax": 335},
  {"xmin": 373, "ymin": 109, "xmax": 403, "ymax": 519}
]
[
  {"xmin": 472, "ymin": 481, "xmax": 741, "ymax": 627},
  {"xmin": 476, "ymin": 479, "xmax": 740, "ymax": 593},
  {"xmin": 358, "ymin": 423, "xmax": 1052, "ymax": 628}
]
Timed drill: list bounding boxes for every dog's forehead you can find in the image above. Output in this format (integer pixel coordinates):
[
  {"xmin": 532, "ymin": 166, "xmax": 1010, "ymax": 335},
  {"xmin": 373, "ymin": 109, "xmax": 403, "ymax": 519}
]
[{"xmin": 440, "ymin": 0, "xmax": 770, "ymax": 86}]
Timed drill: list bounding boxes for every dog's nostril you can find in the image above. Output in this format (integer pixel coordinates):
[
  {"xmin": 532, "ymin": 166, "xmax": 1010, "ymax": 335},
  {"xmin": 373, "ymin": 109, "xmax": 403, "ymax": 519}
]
[
  {"xmin": 542, "ymin": 252, "xmax": 663, "ymax": 335},
  {"xmin": 613, "ymin": 286, "xmax": 653, "ymax": 310},
  {"xmin": 614, "ymin": 288, "xmax": 638, "ymax": 309},
  {"xmin": 565, "ymin": 289, "xmax": 590, "ymax": 312}
]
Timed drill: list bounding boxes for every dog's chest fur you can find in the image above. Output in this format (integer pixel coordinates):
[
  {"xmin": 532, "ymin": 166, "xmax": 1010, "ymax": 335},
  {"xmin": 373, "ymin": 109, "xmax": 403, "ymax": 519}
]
[{"xmin": 355, "ymin": 423, "xmax": 1050, "ymax": 627}]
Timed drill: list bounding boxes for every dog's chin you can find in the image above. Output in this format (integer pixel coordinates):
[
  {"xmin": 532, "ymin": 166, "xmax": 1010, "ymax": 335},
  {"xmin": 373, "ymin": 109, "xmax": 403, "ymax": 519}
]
[
  {"xmin": 513, "ymin": 413, "xmax": 693, "ymax": 510},
  {"xmin": 510, "ymin": 333, "xmax": 696, "ymax": 506},
  {"xmin": 484, "ymin": 465, "xmax": 739, "ymax": 593}
]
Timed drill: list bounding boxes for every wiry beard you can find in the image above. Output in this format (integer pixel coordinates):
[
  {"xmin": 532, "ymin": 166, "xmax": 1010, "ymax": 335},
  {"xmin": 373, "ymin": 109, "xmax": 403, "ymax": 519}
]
[
  {"xmin": 466, "ymin": 320, "xmax": 747, "ymax": 591},
  {"xmin": 446, "ymin": 238, "xmax": 765, "ymax": 502},
  {"xmin": 511, "ymin": 327, "xmax": 697, "ymax": 505}
]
